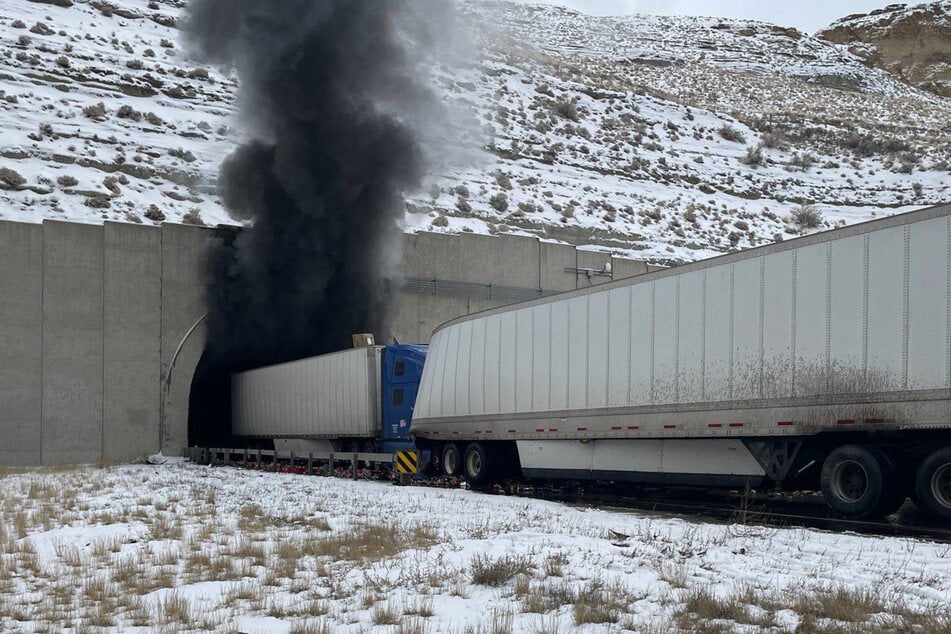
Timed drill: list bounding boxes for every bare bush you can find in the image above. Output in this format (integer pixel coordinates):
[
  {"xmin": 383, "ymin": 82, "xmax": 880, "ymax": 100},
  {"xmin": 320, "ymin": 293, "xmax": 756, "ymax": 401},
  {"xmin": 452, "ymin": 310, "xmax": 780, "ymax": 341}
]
[
  {"xmin": 145, "ymin": 204, "xmax": 165, "ymax": 222},
  {"xmin": 470, "ymin": 553, "xmax": 530, "ymax": 586},
  {"xmin": 718, "ymin": 124, "xmax": 746, "ymax": 143},
  {"xmin": 0, "ymin": 167, "xmax": 26, "ymax": 188},
  {"xmin": 116, "ymin": 105, "xmax": 142, "ymax": 121},
  {"xmin": 83, "ymin": 102, "xmax": 107, "ymax": 120},
  {"xmin": 144, "ymin": 112, "xmax": 164, "ymax": 126},
  {"xmin": 169, "ymin": 147, "xmax": 196, "ymax": 163},
  {"xmin": 29, "ymin": 22, "xmax": 54, "ymax": 36},
  {"xmin": 741, "ymin": 144, "xmax": 764, "ymax": 167},
  {"xmin": 760, "ymin": 131, "xmax": 786, "ymax": 149},
  {"xmin": 791, "ymin": 204, "xmax": 823, "ymax": 230},
  {"xmin": 552, "ymin": 100, "xmax": 579, "ymax": 121},
  {"xmin": 790, "ymin": 152, "xmax": 815, "ymax": 171},
  {"xmin": 182, "ymin": 208, "xmax": 205, "ymax": 226},
  {"xmin": 83, "ymin": 195, "xmax": 111, "ymax": 209},
  {"xmin": 489, "ymin": 192, "xmax": 508, "ymax": 212}
]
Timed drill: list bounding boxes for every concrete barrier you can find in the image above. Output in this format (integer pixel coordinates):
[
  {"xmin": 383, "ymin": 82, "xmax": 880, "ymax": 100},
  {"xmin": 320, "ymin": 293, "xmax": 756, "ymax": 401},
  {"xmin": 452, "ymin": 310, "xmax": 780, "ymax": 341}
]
[{"xmin": 0, "ymin": 219, "xmax": 648, "ymax": 466}]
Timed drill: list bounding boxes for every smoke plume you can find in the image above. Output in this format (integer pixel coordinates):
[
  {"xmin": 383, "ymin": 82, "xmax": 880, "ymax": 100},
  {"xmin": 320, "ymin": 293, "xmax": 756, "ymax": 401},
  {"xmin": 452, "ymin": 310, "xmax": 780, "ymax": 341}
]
[{"xmin": 186, "ymin": 1, "xmax": 449, "ymax": 372}]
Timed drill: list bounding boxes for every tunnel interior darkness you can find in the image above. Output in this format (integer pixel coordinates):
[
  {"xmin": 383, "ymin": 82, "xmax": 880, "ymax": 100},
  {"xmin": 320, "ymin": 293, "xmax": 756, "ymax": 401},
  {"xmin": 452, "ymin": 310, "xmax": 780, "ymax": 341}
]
[{"xmin": 187, "ymin": 351, "xmax": 267, "ymax": 450}]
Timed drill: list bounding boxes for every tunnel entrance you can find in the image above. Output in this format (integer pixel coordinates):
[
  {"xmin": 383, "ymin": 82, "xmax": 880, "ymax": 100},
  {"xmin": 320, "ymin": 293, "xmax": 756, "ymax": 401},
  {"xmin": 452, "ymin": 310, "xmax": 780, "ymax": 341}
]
[
  {"xmin": 187, "ymin": 349, "xmax": 261, "ymax": 450},
  {"xmin": 184, "ymin": 220, "xmax": 391, "ymax": 450}
]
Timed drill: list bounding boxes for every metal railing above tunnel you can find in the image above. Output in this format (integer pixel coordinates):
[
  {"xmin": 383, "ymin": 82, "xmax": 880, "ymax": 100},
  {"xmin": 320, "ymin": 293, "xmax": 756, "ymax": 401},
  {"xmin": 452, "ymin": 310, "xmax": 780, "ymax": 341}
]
[{"xmin": 401, "ymin": 277, "xmax": 560, "ymax": 303}]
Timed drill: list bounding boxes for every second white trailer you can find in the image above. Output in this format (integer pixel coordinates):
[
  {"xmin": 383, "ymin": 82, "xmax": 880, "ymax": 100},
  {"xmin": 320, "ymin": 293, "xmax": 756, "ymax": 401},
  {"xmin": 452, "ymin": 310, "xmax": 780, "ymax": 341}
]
[{"xmin": 411, "ymin": 203, "xmax": 951, "ymax": 521}]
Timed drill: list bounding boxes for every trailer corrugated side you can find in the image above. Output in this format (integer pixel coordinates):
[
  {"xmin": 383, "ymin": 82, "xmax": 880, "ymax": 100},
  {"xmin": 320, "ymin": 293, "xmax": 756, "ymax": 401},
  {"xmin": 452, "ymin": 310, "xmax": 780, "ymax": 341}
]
[
  {"xmin": 232, "ymin": 346, "xmax": 382, "ymax": 439},
  {"xmin": 414, "ymin": 204, "xmax": 951, "ymax": 438},
  {"xmin": 411, "ymin": 204, "xmax": 951, "ymax": 520}
]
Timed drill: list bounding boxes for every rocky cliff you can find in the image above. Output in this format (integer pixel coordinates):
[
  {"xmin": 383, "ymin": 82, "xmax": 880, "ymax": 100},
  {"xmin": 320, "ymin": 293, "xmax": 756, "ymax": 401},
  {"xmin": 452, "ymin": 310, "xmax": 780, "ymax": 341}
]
[{"xmin": 820, "ymin": 2, "xmax": 951, "ymax": 98}]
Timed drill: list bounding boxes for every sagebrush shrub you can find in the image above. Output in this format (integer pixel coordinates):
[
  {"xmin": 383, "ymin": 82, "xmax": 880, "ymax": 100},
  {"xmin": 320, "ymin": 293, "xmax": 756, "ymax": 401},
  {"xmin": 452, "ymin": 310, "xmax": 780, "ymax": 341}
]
[{"xmin": 718, "ymin": 124, "xmax": 746, "ymax": 143}]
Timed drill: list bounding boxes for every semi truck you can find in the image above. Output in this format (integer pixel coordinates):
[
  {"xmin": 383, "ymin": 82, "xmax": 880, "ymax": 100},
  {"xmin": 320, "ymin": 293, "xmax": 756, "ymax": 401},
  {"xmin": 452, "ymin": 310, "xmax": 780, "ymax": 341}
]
[
  {"xmin": 232, "ymin": 344, "xmax": 427, "ymax": 456},
  {"xmin": 410, "ymin": 204, "xmax": 951, "ymax": 521}
]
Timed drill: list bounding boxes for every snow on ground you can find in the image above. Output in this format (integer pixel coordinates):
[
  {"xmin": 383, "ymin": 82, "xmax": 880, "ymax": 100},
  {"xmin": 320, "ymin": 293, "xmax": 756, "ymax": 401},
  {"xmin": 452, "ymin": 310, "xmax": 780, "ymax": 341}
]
[{"xmin": 1, "ymin": 463, "xmax": 950, "ymax": 633}]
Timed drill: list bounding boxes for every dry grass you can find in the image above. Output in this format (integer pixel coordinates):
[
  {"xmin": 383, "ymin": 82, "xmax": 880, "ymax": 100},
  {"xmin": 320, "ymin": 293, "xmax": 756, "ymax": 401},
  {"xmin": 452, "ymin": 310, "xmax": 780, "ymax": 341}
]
[
  {"xmin": 658, "ymin": 559, "xmax": 689, "ymax": 588},
  {"xmin": 158, "ymin": 591, "xmax": 192, "ymax": 625},
  {"xmin": 470, "ymin": 553, "xmax": 532, "ymax": 586},
  {"xmin": 573, "ymin": 578, "xmax": 634, "ymax": 625},
  {"xmin": 794, "ymin": 586, "xmax": 885, "ymax": 623},
  {"xmin": 402, "ymin": 596, "xmax": 435, "ymax": 617},
  {"xmin": 308, "ymin": 522, "xmax": 438, "ymax": 563},
  {"xmin": 673, "ymin": 584, "xmax": 951, "ymax": 633},
  {"xmin": 543, "ymin": 551, "xmax": 569, "ymax": 577},
  {"xmin": 676, "ymin": 586, "xmax": 758, "ymax": 629},
  {"xmin": 395, "ymin": 616, "xmax": 431, "ymax": 634},
  {"xmin": 371, "ymin": 602, "xmax": 401, "ymax": 625},
  {"xmin": 487, "ymin": 607, "xmax": 515, "ymax": 634},
  {"xmin": 289, "ymin": 619, "xmax": 332, "ymax": 634}
]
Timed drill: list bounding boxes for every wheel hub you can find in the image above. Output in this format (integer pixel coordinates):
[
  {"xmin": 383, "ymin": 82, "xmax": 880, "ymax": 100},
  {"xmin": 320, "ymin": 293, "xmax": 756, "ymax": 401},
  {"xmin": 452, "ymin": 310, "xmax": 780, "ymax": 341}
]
[
  {"xmin": 932, "ymin": 463, "xmax": 951, "ymax": 509},
  {"xmin": 467, "ymin": 451, "xmax": 482, "ymax": 477},
  {"xmin": 832, "ymin": 459, "xmax": 869, "ymax": 503},
  {"xmin": 445, "ymin": 450, "xmax": 457, "ymax": 475}
]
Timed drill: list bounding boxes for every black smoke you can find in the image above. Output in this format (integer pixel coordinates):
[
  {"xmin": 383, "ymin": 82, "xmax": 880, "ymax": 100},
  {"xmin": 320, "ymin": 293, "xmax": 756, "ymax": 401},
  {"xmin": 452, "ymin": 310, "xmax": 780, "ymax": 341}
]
[{"xmin": 184, "ymin": 0, "xmax": 448, "ymax": 445}]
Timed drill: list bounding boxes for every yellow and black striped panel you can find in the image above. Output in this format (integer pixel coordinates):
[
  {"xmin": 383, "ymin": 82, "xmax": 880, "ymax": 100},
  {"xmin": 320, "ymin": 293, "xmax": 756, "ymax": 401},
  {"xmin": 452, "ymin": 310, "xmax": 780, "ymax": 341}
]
[{"xmin": 395, "ymin": 450, "xmax": 419, "ymax": 474}]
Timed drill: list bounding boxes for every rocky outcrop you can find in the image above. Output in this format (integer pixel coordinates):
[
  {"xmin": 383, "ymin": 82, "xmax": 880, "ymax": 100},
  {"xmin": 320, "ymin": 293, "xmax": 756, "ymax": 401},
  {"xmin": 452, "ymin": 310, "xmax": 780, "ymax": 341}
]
[{"xmin": 819, "ymin": 2, "xmax": 951, "ymax": 97}]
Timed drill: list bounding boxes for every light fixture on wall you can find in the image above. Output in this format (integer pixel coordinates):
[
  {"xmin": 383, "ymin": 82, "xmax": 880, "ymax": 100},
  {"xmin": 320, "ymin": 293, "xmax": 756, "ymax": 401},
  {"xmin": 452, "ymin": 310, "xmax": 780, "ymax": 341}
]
[{"xmin": 565, "ymin": 261, "xmax": 613, "ymax": 281}]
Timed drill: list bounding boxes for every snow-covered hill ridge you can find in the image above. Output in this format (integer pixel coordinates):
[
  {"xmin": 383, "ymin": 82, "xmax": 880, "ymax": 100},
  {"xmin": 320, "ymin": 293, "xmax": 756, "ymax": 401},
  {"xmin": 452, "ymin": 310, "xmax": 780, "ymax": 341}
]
[
  {"xmin": 0, "ymin": 0, "xmax": 235, "ymax": 227},
  {"xmin": 0, "ymin": 0, "xmax": 948, "ymax": 264},
  {"xmin": 420, "ymin": 0, "xmax": 950, "ymax": 262},
  {"xmin": 819, "ymin": 1, "xmax": 951, "ymax": 98}
]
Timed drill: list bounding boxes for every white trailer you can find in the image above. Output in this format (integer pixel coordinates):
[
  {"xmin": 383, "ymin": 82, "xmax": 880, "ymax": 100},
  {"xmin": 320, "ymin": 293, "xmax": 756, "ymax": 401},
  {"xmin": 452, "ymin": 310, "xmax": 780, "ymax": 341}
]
[
  {"xmin": 232, "ymin": 346, "xmax": 382, "ymax": 444},
  {"xmin": 411, "ymin": 204, "xmax": 951, "ymax": 520}
]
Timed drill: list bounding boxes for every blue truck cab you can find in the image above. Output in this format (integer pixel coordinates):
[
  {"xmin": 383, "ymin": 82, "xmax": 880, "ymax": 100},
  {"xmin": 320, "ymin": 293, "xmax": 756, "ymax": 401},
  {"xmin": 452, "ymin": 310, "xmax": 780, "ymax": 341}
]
[{"xmin": 380, "ymin": 344, "xmax": 427, "ymax": 454}]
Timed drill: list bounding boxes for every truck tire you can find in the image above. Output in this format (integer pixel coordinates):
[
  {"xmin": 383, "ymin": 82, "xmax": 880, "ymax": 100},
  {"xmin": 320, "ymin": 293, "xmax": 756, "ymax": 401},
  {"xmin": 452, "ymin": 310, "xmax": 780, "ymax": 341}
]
[
  {"xmin": 362, "ymin": 441, "xmax": 376, "ymax": 470},
  {"xmin": 820, "ymin": 445, "xmax": 902, "ymax": 519},
  {"xmin": 442, "ymin": 443, "xmax": 461, "ymax": 477},
  {"xmin": 464, "ymin": 442, "xmax": 490, "ymax": 485},
  {"xmin": 914, "ymin": 447, "xmax": 951, "ymax": 521}
]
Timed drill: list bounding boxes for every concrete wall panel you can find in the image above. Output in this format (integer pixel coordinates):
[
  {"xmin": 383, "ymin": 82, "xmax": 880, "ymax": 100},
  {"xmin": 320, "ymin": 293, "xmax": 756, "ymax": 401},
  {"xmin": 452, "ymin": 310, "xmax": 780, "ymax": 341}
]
[
  {"xmin": 103, "ymin": 222, "xmax": 162, "ymax": 462},
  {"xmin": 160, "ymin": 224, "xmax": 211, "ymax": 457},
  {"xmin": 539, "ymin": 241, "xmax": 577, "ymax": 292},
  {"xmin": 612, "ymin": 256, "xmax": 648, "ymax": 280},
  {"xmin": 42, "ymin": 221, "xmax": 103, "ymax": 465},
  {"xmin": 0, "ymin": 220, "xmax": 649, "ymax": 465},
  {"xmin": 0, "ymin": 222, "xmax": 43, "ymax": 465}
]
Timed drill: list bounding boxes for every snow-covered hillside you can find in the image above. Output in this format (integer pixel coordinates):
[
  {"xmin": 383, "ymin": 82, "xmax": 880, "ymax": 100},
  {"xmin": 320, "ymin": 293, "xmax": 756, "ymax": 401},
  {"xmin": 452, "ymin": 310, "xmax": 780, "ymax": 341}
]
[
  {"xmin": 0, "ymin": 0, "xmax": 235, "ymax": 227},
  {"xmin": 0, "ymin": 0, "xmax": 949, "ymax": 263}
]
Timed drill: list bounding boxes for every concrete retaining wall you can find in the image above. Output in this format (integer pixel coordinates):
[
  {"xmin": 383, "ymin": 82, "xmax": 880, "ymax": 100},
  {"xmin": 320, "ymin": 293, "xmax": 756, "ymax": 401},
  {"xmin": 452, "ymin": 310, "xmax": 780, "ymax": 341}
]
[{"xmin": 0, "ymin": 219, "xmax": 648, "ymax": 465}]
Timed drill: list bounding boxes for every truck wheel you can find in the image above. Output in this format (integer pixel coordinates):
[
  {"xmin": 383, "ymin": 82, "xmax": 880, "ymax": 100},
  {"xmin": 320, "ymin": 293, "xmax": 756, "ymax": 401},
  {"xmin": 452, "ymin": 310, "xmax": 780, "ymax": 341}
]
[
  {"xmin": 442, "ymin": 443, "xmax": 461, "ymax": 477},
  {"xmin": 362, "ymin": 441, "xmax": 376, "ymax": 470},
  {"xmin": 346, "ymin": 442, "xmax": 362, "ymax": 470},
  {"xmin": 464, "ymin": 443, "xmax": 489, "ymax": 485},
  {"xmin": 820, "ymin": 445, "xmax": 902, "ymax": 519},
  {"xmin": 914, "ymin": 447, "xmax": 951, "ymax": 521}
]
